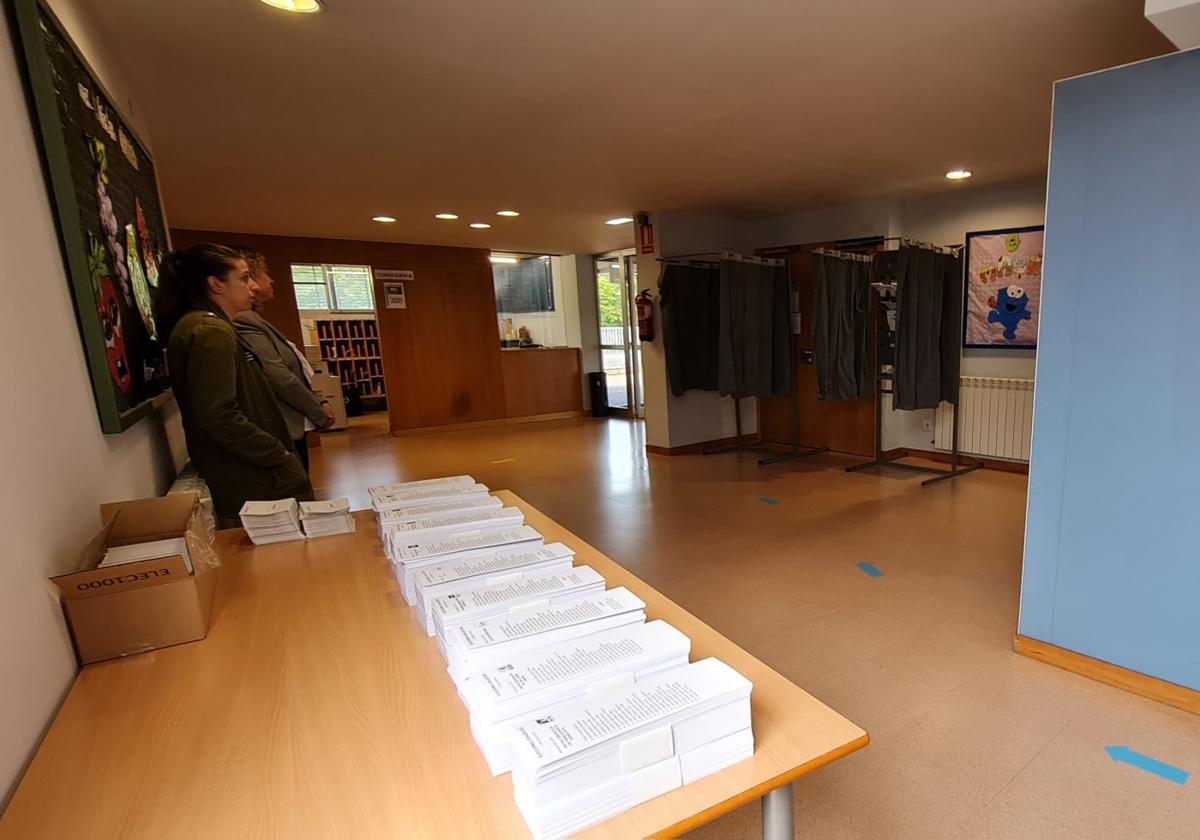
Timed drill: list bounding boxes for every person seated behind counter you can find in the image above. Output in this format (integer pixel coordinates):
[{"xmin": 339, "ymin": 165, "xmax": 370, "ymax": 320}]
[
  {"xmin": 156, "ymin": 244, "xmax": 313, "ymax": 527},
  {"xmin": 233, "ymin": 248, "xmax": 335, "ymax": 472}
]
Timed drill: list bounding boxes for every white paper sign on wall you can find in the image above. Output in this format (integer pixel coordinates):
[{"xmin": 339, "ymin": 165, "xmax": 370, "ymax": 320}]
[
  {"xmin": 375, "ymin": 269, "xmax": 414, "ymax": 281},
  {"xmin": 383, "ymin": 282, "xmax": 407, "ymax": 309}
]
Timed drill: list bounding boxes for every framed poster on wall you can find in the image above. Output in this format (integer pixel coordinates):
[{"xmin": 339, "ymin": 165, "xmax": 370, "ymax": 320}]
[
  {"xmin": 963, "ymin": 225, "xmax": 1044, "ymax": 349},
  {"xmin": 10, "ymin": 0, "xmax": 172, "ymax": 433}
]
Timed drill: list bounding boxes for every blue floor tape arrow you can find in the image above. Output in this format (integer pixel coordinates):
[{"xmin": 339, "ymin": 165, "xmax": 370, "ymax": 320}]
[
  {"xmin": 1105, "ymin": 746, "xmax": 1190, "ymax": 785},
  {"xmin": 857, "ymin": 562, "xmax": 884, "ymax": 577},
  {"xmin": 758, "ymin": 497, "xmax": 780, "ymax": 505}
]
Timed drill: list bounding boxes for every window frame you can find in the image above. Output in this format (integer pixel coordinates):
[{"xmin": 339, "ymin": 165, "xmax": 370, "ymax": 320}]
[{"xmin": 291, "ymin": 263, "xmax": 376, "ymax": 313}]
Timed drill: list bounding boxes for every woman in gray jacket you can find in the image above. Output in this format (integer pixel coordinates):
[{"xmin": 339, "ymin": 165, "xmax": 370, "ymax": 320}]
[{"xmin": 234, "ymin": 249, "xmax": 335, "ymax": 471}]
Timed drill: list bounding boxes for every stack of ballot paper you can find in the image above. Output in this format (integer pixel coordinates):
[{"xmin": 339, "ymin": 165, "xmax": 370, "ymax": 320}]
[
  {"xmin": 439, "ymin": 587, "xmax": 647, "ymax": 682},
  {"xmin": 506, "ymin": 657, "xmax": 754, "ymax": 839},
  {"xmin": 239, "ymin": 499, "xmax": 304, "ymax": 545},
  {"xmin": 100, "ymin": 537, "xmax": 192, "ymax": 572},
  {"xmin": 368, "ymin": 475, "xmax": 476, "ymax": 498},
  {"xmin": 392, "ymin": 526, "xmax": 545, "ymax": 603},
  {"xmin": 299, "ymin": 499, "xmax": 355, "ymax": 538},
  {"xmin": 385, "ymin": 507, "xmax": 525, "ymax": 551},
  {"xmin": 431, "ymin": 565, "xmax": 606, "ymax": 641},
  {"xmin": 459, "ymin": 620, "xmax": 693, "ymax": 776},
  {"xmin": 412, "ymin": 543, "xmax": 577, "ymax": 634},
  {"xmin": 376, "ymin": 496, "xmax": 503, "ymax": 538},
  {"xmin": 371, "ymin": 482, "xmax": 491, "ymax": 513}
]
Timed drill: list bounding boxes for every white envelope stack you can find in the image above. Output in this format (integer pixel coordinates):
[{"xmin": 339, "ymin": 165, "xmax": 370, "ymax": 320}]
[
  {"xmin": 412, "ymin": 542, "xmax": 577, "ymax": 635},
  {"xmin": 506, "ymin": 658, "xmax": 754, "ymax": 839},
  {"xmin": 299, "ymin": 499, "xmax": 355, "ymax": 538},
  {"xmin": 458, "ymin": 620, "xmax": 692, "ymax": 776},
  {"xmin": 239, "ymin": 499, "xmax": 304, "ymax": 545}
]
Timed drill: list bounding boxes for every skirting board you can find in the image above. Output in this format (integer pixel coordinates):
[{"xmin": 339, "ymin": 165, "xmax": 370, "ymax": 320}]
[
  {"xmin": 392, "ymin": 410, "xmax": 584, "ymax": 437},
  {"xmin": 1013, "ymin": 634, "xmax": 1200, "ymax": 716},
  {"xmin": 646, "ymin": 433, "xmax": 763, "ymax": 457},
  {"xmin": 882, "ymin": 447, "xmax": 1029, "ymax": 475}
]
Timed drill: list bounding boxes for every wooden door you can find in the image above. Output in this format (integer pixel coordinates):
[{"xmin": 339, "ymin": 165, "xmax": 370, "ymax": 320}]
[{"xmin": 758, "ymin": 244, "xmax": 877, "ymax": 456}]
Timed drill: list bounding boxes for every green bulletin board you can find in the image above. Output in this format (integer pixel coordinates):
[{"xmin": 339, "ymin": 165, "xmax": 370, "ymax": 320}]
[{"xmin": 9, "ymin": 0, "xmax": 172, "ymax": 433}]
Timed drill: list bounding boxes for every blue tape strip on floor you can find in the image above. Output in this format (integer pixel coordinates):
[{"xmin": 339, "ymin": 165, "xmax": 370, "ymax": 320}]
[
  {"xmin": 1105, "ymin": 746, "xmax": 1190, "ymax": 785},
  {"xmin": 758, "ymin": 497, "xmax": 780, "ymax": 506},
  {"xmin": 857, "ymin": 562, "xmax": 884, "ymax": 578}
]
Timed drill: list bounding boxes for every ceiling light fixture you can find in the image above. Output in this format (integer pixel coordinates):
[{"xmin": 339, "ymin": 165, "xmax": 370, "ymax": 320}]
[
  {"xmin": 945, "ymin": 169, "xmax": 973, "ymax": 181},
  {"xmin": 538, "ymin": 255, "xmax": 551, "ymax": 261},
  {"xmin": 496, "ymin": 210, "xmax": 520, "ymax": 217},
  {"xmin": 371, "ymin": 215, "xmax": 396, "ymax": 223},
  {"xmin": 489, "ymin": 256, "xmax": 518, "ymax": 264},
  {"xmin": 434, "ymin": 212, "xmax": 459, "ymax": 220},
  {"xmin": 259, "ymin": 0, "xmax": 323, "ymax": 13},
  {"xmin": 469, "ymin": 222, "xmax": 491, "ymax": 229},
  {"xmin": 605, "ymin": 217, "xmax": 634, "ymax": 225}
]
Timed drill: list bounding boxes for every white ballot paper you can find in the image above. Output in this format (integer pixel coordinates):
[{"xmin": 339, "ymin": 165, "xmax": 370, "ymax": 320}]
[
  {"xmin": 432, "ymin": 565, "xmax": 605, "ymax": 641},
  {"xmin": 506, "ymin": 657, "xmax": 754, "ymax": 839},
  {"xmin": 367, "ymin": 475, "xmax": 475, "ymax": 498},
  {"xmin": 299, "ymin": 498, "xmax": 355, "ymax": 538},
  {"xmin": 100, "ymin": 537, "xmax": 193, "ymax": 571},
  {"xmin": 461, "ymin": 620, "xmax": 692, "ymax": 776},
  {"xmin": 386, "ymin": 507, "xmax": 525, "ymax": 548},
  {"xmin": 440, "ymin": 587, "xmax": 646, "ymax": 679},
  {"xmin": 238, "ymin": 499, "xmax": 305, "ymax": 545},
  {"xmin": 376, "ymin": 496, "xmax": 504, "ymax": 538},
  {"xmin": 412, "ymin": 543, "xmax": 576, "ymax": 634},
  {"xmin": 371, "ymin": 482, "xmax": 490, "ymax": 513},
  {"xmin": 392, "ymin": 526, "xmax": 544, "ymax": 604}
]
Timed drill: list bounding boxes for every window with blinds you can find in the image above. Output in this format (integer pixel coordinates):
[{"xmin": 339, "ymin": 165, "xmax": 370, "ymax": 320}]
[
  {"xmin": 290, "ymin": 263, "xmax": 376, "ymax": 312},
  {"xmin": 493, "ymin": 258, "xmax": 555, "ymax": 313}
]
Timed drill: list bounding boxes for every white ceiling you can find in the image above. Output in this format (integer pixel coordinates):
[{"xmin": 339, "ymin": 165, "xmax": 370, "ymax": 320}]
[{"xmin": 81, "ymin": 0, "xmax": 1171, "ymax": 255}]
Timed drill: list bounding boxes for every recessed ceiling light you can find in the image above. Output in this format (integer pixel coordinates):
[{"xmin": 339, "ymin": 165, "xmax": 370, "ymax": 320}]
[
  {"xmin": 945, "ymin": 169, "xmax": 973, "ymax": 181},
  {"xmin": 496, "ymin": 210, "xmax": 520, "ymax": 217},
  {"xmin": 469, "ymin": 222, "xmax": 491, "ymax": 229},
  {"xmin": 259, "ymin": 0, "xmax": 322, "ymax": 13},
  {"xmin": 605, "ymin": 217, "xmax": 634, "ymax": 225},
  {"xmin": 372, "ymin": 215, "xmax": 396, "ymax": 223},
  {"xmin": 489, "ymin": 256, "xmax": 518, "ymax": 264},
  {"xmin": 434, "ymin": 213, "xmax": 459, "ymax": 220}
]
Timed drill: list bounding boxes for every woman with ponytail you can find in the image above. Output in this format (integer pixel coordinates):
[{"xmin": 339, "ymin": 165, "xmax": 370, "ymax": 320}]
[{"xmin": 157, "ymin": 244, "xmax": 313, "ymax": 525}]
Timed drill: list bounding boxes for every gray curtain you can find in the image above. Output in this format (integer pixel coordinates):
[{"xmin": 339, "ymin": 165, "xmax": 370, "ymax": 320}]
[
  {"xmin": 813, "ymin": 253, "xmax": 872, "ymax": 400},
  {"xmin": 716, "ymin": 260, "xmax": 793, "ymax": 398},
  {"xmin": 660, "ymin": 263, "xmax": 721, "ymax": 396},
  {"xmin": 893, "ymin": 245, "xmax": 963, "ymax": 410}
]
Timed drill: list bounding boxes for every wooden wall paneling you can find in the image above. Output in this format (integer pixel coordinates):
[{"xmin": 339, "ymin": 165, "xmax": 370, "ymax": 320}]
[
  {"xmin": 757, "ymin": 246, "xmax": 876, "ymax": 457},
  {"xmin": 170, "ymin": 230, "xmax": 508, "ymax": 432},
  {"xmin": 500, "ymin": 349, "xmax": 584, "ymax": 418}
]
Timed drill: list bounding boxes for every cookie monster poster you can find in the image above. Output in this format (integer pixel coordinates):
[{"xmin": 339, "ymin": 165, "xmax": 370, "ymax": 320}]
[{"xmin": 963, "ymin": 225, "xmax": 1044, "ymax": 349}]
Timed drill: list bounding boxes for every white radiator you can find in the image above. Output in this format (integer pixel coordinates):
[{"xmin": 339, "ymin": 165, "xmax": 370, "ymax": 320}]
[{"xmin": 935, "ymin": 377, "xmax": 1034, "ymax": 462}]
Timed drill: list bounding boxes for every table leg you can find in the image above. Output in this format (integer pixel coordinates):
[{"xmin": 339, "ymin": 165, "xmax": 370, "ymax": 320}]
[{"xmin": 761, "ymin": 782, "xmax": 794, "ymax": 839}]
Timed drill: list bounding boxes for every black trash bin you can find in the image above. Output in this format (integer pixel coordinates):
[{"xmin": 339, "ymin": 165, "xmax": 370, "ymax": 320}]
[{"xmin": 588, "ymin": 372, "xmax": 609, "ymax": 417}]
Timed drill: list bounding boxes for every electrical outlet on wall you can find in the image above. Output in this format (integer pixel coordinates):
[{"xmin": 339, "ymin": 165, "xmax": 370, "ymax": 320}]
[{"xmin": 921, "ymin": 419, "xmax": 933, "ymax": 431}]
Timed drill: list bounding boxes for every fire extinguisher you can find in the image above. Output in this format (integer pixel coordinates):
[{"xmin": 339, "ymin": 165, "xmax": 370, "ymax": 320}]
[{"xmin": 635, "ymin": 290, "xmax": 655, "ymax": 342}]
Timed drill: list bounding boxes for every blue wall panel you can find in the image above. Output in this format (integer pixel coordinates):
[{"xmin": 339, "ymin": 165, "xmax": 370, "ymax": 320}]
[{"xmin": 1019, "ymin": 49, "xmax": 1200, "ymax": 689}]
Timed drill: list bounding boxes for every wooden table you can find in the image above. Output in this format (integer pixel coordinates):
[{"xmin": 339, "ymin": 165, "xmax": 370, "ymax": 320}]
[{"xmin": 0, "ymin": 491, "xmax": 867, "ymax": 839}]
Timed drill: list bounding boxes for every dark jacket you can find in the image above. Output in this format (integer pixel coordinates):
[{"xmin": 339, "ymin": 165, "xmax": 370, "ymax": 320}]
[
  {"xmin": 167, "ymin": 304, "xmax": 313, "ymax": 520},
  {"xmin": 234, "ymin": 311, "xmax": 327, "ymax": 440}
]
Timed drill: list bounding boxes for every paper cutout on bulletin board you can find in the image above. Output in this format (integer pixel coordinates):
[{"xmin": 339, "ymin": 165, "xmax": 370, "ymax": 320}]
[
  {"xmin": 963, "ymin": 226, "xmax": 1043, "ymax": 349},
  {"xmin": 125, "ymin": 224, "xmax": 157, "ymax": 341}
]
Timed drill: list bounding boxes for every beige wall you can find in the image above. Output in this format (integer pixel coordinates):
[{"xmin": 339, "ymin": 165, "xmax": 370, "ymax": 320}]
[{"xmin": 0, "ymin": 1, "xmax": 185, "ymax": 805}]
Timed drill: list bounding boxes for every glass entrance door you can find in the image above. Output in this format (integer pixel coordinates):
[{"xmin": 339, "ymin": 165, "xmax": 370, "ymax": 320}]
[{"xmin": 595, "ymin": 253, "xmax": 643, "ymax": 418}]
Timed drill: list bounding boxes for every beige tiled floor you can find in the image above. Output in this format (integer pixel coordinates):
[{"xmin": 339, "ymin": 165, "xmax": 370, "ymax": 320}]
[{"xmin": 312, "ymin": 414, "xmax": 1199, "ymax": 839}]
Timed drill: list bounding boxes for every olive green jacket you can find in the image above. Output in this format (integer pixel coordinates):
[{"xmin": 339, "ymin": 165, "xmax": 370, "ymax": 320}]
[{"xmin": 167, "ymin": 304, "xmax": 313, "ymax": 519}]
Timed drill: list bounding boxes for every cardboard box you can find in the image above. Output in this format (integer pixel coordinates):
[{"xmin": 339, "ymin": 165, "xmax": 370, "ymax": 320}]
[{"xmin": 51, "ymin": 493, "xmax": 220, "ymax": 665}]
